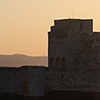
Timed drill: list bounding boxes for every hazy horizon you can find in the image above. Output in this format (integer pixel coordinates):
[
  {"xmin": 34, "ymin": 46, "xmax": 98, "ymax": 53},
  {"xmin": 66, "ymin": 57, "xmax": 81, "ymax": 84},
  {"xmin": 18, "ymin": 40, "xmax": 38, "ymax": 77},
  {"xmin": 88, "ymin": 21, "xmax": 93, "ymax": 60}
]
[
  {"xmin": 1, "ymin": 0, "xmax": 100, "ymax": 56},
  {"xmin": 0, "ymin": 53, "xmax": 48, "ymax": 57},
  {"xmin": 0, "ymin": 54, "xmax": 48, "ymax": 67}
]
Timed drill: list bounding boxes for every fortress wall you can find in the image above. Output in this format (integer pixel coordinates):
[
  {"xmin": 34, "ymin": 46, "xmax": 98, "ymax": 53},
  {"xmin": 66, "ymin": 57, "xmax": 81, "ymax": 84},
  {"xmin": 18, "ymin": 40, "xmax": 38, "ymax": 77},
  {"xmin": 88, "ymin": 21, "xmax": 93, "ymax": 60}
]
[
  {"xmin": 0, "ymin": 66, "xmax": 45, "ymax": 97},
  {"xmin": 0, "ymin": 67, "xmax": 31, "ymax": 96},
  {"xmin": 45, "ymin": 71, "xmax": 84, "ymax": 91},
  {"xmin": 28, "ymin": 66, "xmax": 44, "ymax": 96},
  {"xmin": 0, "ymin": 68, "xmax": 21, "ymax": 94},
  {"xmin": 1, "ymin": 66, "xmax": 100, "ymax": 97},
  {"xmin": 45, "ymin": 70, "xmax": 100, "ymax": 92}
]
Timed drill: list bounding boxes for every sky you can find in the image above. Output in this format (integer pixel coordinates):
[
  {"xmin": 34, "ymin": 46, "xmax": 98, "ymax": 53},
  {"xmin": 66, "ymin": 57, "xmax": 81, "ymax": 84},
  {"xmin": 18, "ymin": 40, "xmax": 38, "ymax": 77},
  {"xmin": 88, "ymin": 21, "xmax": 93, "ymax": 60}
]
[{"xmin": 0, "ymin": 0, "xmax": 100, "ymax": 56}]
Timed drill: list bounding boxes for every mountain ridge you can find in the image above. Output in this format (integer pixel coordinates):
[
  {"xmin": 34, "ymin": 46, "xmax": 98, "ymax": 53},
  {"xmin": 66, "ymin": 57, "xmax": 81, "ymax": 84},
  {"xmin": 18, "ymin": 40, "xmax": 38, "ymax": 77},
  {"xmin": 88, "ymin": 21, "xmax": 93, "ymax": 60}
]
[{"xmin": 0, "ymin": 54, "xmax": 48, "ymax": 67}]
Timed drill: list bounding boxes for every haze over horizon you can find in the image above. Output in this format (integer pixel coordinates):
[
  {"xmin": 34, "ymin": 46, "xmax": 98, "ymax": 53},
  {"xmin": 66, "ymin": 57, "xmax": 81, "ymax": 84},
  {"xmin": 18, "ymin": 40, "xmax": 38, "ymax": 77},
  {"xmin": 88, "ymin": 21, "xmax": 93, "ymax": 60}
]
[
  {"xmin": 0, "ymin": 0, "xmax": 100, "ymax": 56},
  {"xmin": 0, "ymin": 54, "xmax": 48, "ymax": 67}
]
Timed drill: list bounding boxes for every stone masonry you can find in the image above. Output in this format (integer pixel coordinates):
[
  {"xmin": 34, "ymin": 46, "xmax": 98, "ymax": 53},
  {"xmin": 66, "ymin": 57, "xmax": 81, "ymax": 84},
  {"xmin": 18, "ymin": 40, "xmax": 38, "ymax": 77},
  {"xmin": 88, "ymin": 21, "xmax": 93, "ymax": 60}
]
[
  {"xmin": 0, "ymin": 66, "xmax": 44, "ymax": 96},
  {"xmin": 1, "ymin": 19, "xmax": 100, "ymax": 97},
  {"xmin": 47, "ymin": 19, "xmax": 100, "ymax": 92}
]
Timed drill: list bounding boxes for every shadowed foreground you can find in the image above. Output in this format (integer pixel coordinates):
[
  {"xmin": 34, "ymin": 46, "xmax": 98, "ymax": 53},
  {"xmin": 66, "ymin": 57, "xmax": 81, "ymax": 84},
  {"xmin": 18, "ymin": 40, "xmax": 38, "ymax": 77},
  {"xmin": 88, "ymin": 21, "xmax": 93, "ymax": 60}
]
[{"xmin": 1, "ymin": 91, "xmax": 100, "ymax": 100}]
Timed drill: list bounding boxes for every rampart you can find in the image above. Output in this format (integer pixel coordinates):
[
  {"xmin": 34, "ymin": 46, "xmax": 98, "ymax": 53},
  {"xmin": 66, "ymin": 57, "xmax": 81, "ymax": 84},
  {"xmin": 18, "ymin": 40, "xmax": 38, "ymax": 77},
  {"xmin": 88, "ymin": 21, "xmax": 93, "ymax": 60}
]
[
  {"xmin": 45, "ymin": 69, "xmax": 100, "ymax": 92},
  {"xmin": 1, "ymin": 65, "xmax": 100, "ymax": 97},
  {"xmin": 0, "ymin": 66, "xmax": 44, "ymax": 97}
]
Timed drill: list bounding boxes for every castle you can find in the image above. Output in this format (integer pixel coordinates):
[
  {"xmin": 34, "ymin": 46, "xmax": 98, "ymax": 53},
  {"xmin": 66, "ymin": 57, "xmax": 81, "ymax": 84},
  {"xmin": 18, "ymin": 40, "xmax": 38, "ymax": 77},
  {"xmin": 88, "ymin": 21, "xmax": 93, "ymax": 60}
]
[{"xmin": 1, "ymin": 19, "xmax": 100, "ymax": 97}]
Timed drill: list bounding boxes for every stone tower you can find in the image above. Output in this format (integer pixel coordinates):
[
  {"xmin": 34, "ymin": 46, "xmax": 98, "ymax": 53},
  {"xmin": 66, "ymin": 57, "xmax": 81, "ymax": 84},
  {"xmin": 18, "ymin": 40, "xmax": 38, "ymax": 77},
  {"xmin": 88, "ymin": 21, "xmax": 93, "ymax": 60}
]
[{"xmin": 48, "ymin": 19, "xmax": 93, "ymax": 70}]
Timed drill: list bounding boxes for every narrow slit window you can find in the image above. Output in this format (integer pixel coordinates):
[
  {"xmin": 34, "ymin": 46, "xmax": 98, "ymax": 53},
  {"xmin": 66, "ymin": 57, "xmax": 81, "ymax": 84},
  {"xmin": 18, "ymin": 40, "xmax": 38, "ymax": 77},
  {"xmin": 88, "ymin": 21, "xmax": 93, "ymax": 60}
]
[
  {"xmin": 56, "ymin": 57, "xmax": 60, "ymax": 67},
  {"xmin": 50, "ymin": 57, "xmax": 55, "ymax": 67},
  {"xmin": 80, "ymin": 23, "xmax": 82, "ymax": 30},
  {"xmin": 62, "ymin": 57, "xmax": 66, "ymax": 68}
]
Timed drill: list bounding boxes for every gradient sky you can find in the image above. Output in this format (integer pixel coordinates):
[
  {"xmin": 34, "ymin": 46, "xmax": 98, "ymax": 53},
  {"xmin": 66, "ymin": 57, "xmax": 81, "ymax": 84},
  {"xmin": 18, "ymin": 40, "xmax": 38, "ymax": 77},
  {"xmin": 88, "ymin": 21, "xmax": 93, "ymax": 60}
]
[{"xmin": 0, "ymin": 0, "xmax": 100, "ymax": 56}]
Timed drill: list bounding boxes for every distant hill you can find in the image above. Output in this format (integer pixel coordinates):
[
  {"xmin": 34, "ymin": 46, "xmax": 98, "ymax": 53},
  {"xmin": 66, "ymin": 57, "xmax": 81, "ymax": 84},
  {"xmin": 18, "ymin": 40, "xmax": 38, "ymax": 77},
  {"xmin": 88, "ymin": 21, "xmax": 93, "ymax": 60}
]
[{"xmin": 0, "ymin": 54, "xmax": 48, "ymax": 67}]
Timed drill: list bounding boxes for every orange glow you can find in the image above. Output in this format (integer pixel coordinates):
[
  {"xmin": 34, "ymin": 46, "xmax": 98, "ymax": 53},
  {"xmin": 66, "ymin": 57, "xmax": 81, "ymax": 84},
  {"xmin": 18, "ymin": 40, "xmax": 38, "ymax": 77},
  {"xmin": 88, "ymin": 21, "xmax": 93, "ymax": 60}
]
[{"xmin": 0, "ymin": 0, "xmax": 100, "ymax": 56}]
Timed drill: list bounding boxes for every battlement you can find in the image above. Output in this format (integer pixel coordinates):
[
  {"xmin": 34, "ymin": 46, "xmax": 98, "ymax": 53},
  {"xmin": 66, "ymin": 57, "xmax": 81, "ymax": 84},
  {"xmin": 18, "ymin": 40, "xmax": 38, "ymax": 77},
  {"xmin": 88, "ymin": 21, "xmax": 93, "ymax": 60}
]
[
  {"xmin": 54, "ymin": 19, "xmax": 93, "ymax": 25},
  {"xmin": 49, "ymin": 19, "xmax": 93, "ymax": 36}
]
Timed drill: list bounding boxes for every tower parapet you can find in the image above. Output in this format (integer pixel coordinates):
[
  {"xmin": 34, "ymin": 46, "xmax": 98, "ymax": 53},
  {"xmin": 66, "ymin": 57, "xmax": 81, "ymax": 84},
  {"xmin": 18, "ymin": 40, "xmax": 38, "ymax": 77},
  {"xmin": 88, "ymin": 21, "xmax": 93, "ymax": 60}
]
[{"xmin": 48, "ymin": 19, "xmax": 93, "ymax": 70}]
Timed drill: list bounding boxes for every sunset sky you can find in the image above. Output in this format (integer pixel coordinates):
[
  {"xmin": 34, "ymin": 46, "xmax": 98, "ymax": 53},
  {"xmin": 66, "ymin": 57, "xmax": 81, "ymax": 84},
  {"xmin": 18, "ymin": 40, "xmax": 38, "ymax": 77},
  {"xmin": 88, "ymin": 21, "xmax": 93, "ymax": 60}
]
[{"xmin": 0, "ymin": 0, "xmax": 100, "ymax": 56}]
